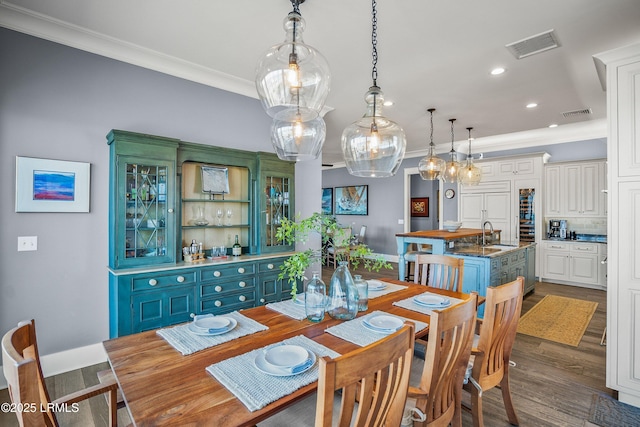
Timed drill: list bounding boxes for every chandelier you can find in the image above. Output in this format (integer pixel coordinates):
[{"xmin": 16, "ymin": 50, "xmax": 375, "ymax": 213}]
[
  {"xmin": 341, "ymin": 0, "xmax": 406, "ymax": 177},
  {"xmin": 418, "ymin": 108, "xmax": 445, "ymax": 180},
  {"xmin": 458, "ymin": 127, "xmax": 482, "ymax": 185},
  {"xmin": 255, "ymin": 0, "xmax": 330, "ymax": 161}
]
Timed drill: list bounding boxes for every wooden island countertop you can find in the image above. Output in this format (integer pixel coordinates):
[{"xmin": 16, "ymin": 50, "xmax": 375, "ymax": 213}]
[{"xmin": 395, "ymin": 228, "xmax": 489, "ymax": 240}]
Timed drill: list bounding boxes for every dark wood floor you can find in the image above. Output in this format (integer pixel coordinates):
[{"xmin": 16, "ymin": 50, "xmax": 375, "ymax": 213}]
[{"xmin": 1, "ymin": 264, "xmax": 609, "ymax": 426}]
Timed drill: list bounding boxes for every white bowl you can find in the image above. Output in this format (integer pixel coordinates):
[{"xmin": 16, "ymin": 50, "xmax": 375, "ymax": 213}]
[{"xmin": 443, "ymin": 221, "xmax": 462, "ymax": 232}]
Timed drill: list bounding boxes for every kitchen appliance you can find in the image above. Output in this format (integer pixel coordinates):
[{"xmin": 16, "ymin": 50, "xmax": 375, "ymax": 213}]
[
  {"xmin": 549, "ymin": 219, "xmax": 567, "ymax": 239},
  {"xmin": 519, "ymin": 189, "xmax": 536, "ymax": 243}
]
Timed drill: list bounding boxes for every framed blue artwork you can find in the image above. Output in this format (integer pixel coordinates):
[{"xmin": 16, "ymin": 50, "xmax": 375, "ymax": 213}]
[
  {"xmin": 322, "ymin": 187, "xmax": 333, "ymax": 214},
  {"xmin": 334, "ymin": 185, "xmax": 368, "ymax": 215}
]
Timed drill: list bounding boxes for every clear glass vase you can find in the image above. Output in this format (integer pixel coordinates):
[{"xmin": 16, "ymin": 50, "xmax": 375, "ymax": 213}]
[
  {"xmin": 353, "ymin": 274, "xmax": 368, "ymax": 312},
  {"xmin": 327, "ymin": 261, "xmax": 358, "ymax": 320},
  {"xmin": 305, "ymin": 272, "xmax": 326, "ymax": 323}
]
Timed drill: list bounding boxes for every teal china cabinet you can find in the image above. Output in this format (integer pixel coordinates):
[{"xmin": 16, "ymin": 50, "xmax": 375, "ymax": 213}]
[{"xmin": 107, "ymin": 130, "xmax": 296, "ymax": 337}]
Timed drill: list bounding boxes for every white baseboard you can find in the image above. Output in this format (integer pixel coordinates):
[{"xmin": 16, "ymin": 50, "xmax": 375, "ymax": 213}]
[{"xmin": 0, "ymin": 343, "xmax": 107, "ymax": 390}]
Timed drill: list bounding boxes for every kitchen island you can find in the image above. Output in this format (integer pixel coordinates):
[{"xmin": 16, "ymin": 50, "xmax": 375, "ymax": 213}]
[{"xmin": 396, "ymin": 229, "xmax": 536, "ymax": 316}]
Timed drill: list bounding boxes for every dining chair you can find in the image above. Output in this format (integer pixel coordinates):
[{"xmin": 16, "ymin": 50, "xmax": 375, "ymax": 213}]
[
  {"xmin": 404, "ymin": 244, "xmax": 432, "ymax": 281},
  {"xmin": 315, "ymin": 322, "xmax": 415, "ymax": 427},
  {"xmin": 2, "ymin": 319, "xmax": 120, "ymax": 427},
  {"xmin": 326, "ymin": 227, "xmax": 352, "ymax": 268},
  {"xmin": 413, "ymin": 254, "xmax": 465, "ymax": 292},
  {"xmin": 463, "ymin": 277, "xmax": 524, "ymax": 427},
  {"xmin": 407, "ymin": 294, "xmax": 478, "ymax": 427},
  {"xmin": 356, "ymin": 225, "xmax": 367, "ymax": 244}
]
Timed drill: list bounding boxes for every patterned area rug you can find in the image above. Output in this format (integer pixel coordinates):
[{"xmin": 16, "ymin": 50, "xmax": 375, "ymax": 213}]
[
  {"xmin": 589, "ymin": 393, "xmax": 640, "ymax": 427},
  {"xmin": 517, "ymin": 295, "xmax": 597, "ymax": 346}
]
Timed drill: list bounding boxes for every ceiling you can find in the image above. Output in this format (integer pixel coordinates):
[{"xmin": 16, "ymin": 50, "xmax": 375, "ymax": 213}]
[{"xmin": 2, "ymin": 0, "xmax": 640, "ymax": 166}]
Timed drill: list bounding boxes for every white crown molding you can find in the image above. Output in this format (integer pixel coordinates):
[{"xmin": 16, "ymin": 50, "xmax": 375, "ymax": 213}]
[
  {"xmin": 323, "ymin": 119, "xmax": 607, "ymax": 170},
  {"xmin": 0, "ymin": 0, "xmax": 258, "ymax": 99}
]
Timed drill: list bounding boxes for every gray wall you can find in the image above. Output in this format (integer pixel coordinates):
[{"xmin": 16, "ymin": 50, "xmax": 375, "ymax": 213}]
[
  {"xmin": 0, "ymin": 28, "xmax": 320, "ymax": 356},
  {"xmin": 323, "ymin": 140, "xmax": 607, "ymax": 255}
]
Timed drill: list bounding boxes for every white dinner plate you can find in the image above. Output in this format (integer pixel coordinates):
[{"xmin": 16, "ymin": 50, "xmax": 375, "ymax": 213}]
[
  {"xmin": 264, "ymin": 345, "xmax": 308, "ymax": 368},
  {"xmin": 363, "ymin": 315, "xmax": 403, "ymax": 334},
  {"xmin": 194, "ymin": 316, "xmax": 231, "ymax": 331},
  {"xmin": 367, "ymin": 280, "xmax": 387, "ymax": 291},
  {"xmin": 187, "ymin": 317, "xmax": 237, "ymax": 336},
  {"xmin": 414, "ymin": 295, "xmax": 451, "ymax": 308},
  {"xmin": 254, "ymin": 348, "xmax": 316, "ymax": 377}
]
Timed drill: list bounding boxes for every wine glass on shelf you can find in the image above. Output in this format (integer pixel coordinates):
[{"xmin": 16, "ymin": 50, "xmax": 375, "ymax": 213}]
[
  {"xmin": 226, "ymin": 208, "xmax": 233, "ymax": 226},
  {"xmin": 216, "ymin": 208, "xmax": 223, "ymax": 226}
]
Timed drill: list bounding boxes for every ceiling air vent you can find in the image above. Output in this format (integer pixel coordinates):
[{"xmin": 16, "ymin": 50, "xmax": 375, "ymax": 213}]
[
  {"xmin": 506, "ymin": 30, "xmax": 560, "ymax": 59},
  {"xmin": 562, "ymin": 108, "xmax": 592, "ymax": 118}
]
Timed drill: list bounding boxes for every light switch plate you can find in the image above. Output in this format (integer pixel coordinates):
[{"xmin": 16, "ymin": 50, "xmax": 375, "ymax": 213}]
[{"xmin": 18, "ymin": 236, "xmax": 37, "ymax": 251}]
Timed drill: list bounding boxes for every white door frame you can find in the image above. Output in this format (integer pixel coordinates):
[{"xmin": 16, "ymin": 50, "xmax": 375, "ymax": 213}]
[{"xmin": 403, "ymin": 167, "xmax": 444, "ymax": 233}]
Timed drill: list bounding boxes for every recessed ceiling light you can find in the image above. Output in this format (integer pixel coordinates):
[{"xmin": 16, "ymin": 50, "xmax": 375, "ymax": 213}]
[
  {"xmin": 548, "ymin": 123, "xmax": 558, "ymax": 128},
  {"xmin": 383, "ymin": 100, "xmax": 394, "ymax": 106},
  {"xmin": 526, "ymin": 103, "xmax": 538, "ymax": 109},
  {"xmin": 490, "ymin": 67, "xmax": 506, "ymax": 75}
]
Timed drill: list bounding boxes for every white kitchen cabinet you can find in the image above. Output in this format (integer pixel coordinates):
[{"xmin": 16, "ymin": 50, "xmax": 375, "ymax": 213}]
[
  {"xmin": 541, "ymin": 240, "xmax": 605, "ymax": 287},
  {"xmin": 544, "ymin": 160, "xmax": 606, "ymax": 217},
  {"xmin": 597, "ymin": 41, "xmax": 640, "ymax": 407},
  {"xmin": 460, "ymin": 190, "xmax": 511, "ymax": 244}
]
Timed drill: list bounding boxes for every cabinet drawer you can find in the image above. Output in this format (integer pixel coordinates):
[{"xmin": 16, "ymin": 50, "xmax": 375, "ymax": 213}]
[
  {"xmin": 570, "ymin": 243, "xmax": 598, "ymax": 254},
  {"xmin": 132, "ymin": 271, "xmax": 196, "ymax": 291},
  {"xmin": 200, "ymin": 290, "xmax": 256, "ymax": 312},
  {"xmin": 542, "ymin": 241, "xmax": 570, "ymax": 251},
  {"xmin": 200, "ymin": 264, "xmax": 255, "ymax": 281},
  {"xmin": 200, "ymin": 278, "xmax": 256, "ymax": 297},
  {"xmin": 258, "ymin": 260, "xmax": 283, "ymax": 273}
]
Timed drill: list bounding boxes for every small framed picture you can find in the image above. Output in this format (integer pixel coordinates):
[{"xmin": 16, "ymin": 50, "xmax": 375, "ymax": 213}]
[
  {"xmin": 322, "ymin": 188, "xmax": 333, "ymax": 215},
  {"xmin": 15, "ymin": 156, "xmax": 91, "ymax": 212},
  {"xmin": 410, "ymin": 197, "xmax": 429, "ymax": 217}
]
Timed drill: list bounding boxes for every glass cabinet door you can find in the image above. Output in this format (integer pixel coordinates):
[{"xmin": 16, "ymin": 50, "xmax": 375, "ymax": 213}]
[
  {"xmin": 116, "ymin": 159, "xmax": 175, "ymax": 267},
  {"xmin": 262, "ymin": 175, "xmax": 294, "ymax": 252}
]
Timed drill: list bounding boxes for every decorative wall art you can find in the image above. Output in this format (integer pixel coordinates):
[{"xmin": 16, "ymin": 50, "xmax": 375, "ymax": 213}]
[
  {"xmin": 201, "ymin": 166, "xmax": 229, "ymax": 195},
  {"xmin": 411, "ymin": 197, "xmax": 429, "ymax": 217},
  {"xmin": 322, "ymin": 187, "xmax": 333, "ymax": 215},
  {"xmin": 334, "ymin": 185, "xmax": 368, "ymax": 215},
  {"xmin": 15, "ymin": 156, "xmax": 91, "ymax": 212}
]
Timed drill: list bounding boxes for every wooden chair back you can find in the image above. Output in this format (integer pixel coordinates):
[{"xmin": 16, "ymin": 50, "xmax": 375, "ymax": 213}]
[
  {"xmin": 409, "ymin": 294, "xmax": 477, "ymax": 427},
  {"xmin": 414, "ymin": 254, "xmax": 465, "ymax": 292},
  {"xmin": 2, "ymin": 319, "xmax": 119, "ymax": 427},
  {"xmin": 464, "ymin": 277, "xmax": 524, "ymax": 427},
  {"xmin": 315, "ymin": 322, "xmax": 415, "ymax": 427},
  {"xmin": 327, "ymin": 227, "xmax": 352, "ymax": 268}
]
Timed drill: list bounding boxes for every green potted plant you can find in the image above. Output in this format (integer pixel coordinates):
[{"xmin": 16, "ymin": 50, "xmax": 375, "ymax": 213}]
[{"xmin": 276, "ymin": 212, "xmax": 392, "ymax": 296}]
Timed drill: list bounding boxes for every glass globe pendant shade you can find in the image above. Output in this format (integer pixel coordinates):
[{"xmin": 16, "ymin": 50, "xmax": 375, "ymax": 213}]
[
  {"xmin": 341, "ymin": 86, "xmax": 407, "ymax": 177},
  {"xmin": 443, "ymin": 156, "xmax": 461, "ymax": 183},
  {"xmin": 270, "ymin": 109, "xmax": 326, "ymax": 162},
  {"xmin": 458, "ymin": 159, "xmax": 482, "ymax": 185},
  {"xmin": 255, "ymin": 11, "xmax": 331, "ymax": 118},
  {"xmin": 418, "ymin": 150, "xmax": 445, "ymax": 180}
]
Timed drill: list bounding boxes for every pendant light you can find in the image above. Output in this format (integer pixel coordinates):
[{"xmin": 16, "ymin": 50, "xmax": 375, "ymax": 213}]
[
  {"xmin": 418, "ymin": 108, "xmax": 445, "ymax": 180},
  {"xmin": 255, "ymin": 0, "xmax": 331, "ymax": 161},
  {"xmin": 442, "ymin": 118, "xmax": 461, "ymax": 183},
  {"xmin": 341, "ymin": 0, "xmax": 406, "ymax": 177},
  {"xmin": 458, "ymin": 127, "xmax": 482, "ymax": 185}
]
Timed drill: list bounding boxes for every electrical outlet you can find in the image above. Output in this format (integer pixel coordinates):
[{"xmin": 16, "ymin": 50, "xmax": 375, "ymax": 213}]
[
  {"xmin": 398, "ymin": 219, "xmax": 404, "ymax": 225},
  {"xmin": 18, "ymin": 236, "xmax": 38, "ymax": 251}
]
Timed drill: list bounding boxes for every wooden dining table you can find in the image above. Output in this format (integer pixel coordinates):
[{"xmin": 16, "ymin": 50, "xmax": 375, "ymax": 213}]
[{"xmin": 103, "ymin": 279, "xmax": 477, "ymax": 426}]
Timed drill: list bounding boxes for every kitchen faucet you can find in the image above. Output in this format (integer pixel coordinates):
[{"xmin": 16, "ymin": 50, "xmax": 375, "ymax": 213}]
[{"xmin": 482, "ymin": 220, "xmax": 494, "ymax": 246}]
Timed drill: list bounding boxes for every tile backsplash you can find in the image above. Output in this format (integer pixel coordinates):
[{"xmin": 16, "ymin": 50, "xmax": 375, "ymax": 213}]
[{"xmin": 544, "ymin": 217, "xmax": 607, "ymax": 235}]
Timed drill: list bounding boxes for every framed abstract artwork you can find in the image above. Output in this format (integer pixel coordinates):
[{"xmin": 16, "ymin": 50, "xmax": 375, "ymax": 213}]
[
  {"xmin": 15, "ymin": 156, "xmax": 91, "ymax": 212},
  {"xmin": 334, "ymin": 185, "xmax": 368, "ymax": 215},
  {"xmin": 322, "ymin": 187, "xmax": 333, "ymax": 214},
  {"xmin": 410, "ymin": 197, "xmax": 429, "ymax": 217}
]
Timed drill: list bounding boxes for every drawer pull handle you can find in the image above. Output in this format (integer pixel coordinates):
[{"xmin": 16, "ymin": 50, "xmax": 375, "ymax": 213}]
[
  {"xmin": 148, "ymin": 279, "xmax": 158, "ymax": 286},
  {"xmin": 237, "ymin": 267, "xmax": 245, "ymax": 274},
  {"xmin": 215, "ymin": 301, "xmax": 222, "ymax": 307},
  {"xmin": 176, "ymin": 276, "xmax": 185, "ymax": 283},
  {"xmin": 215, "ymin": 285, "xmax": 222, "ymax": 292},
  {"xmin": 267, "ymin": 263, "xmax": 274, "ymax": 270},
  {"xmin": 214, "ymin": 271, "xmax": 221, "ymax": 277},
  {"xmin": 239, "ymin": 295, "xmax": 246, "ymax": 302},
  {"xmin": 551, "ymin": 245, "xmax": 562, "ymax": 249},
  {"xmin": 239, "ymin": 281, "xmax": 246, "ymax": 288}
]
